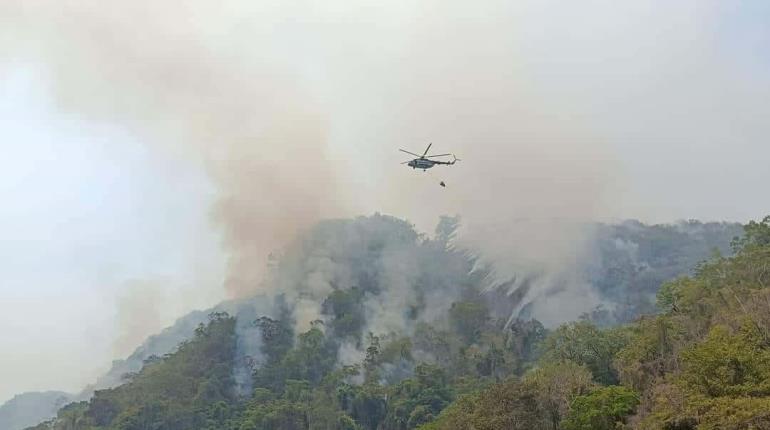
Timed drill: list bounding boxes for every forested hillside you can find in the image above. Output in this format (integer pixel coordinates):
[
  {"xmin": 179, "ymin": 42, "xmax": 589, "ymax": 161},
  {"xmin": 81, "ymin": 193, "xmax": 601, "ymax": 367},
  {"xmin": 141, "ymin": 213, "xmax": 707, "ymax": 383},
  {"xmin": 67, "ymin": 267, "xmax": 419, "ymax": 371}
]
[
  {"xmin": 426, "ymin": 216, "xmax": 770, "ymax": 429},
  {"xmin": 60, "ymin": 217, "xmax": 741, "ymax": 401},
  {"xmin": 27, "ymin": 215, "xmax": 763, "ymax": 430},
  {"xmin": 585, "ymin": 219, "xmax": 743, "ymax": 325}
]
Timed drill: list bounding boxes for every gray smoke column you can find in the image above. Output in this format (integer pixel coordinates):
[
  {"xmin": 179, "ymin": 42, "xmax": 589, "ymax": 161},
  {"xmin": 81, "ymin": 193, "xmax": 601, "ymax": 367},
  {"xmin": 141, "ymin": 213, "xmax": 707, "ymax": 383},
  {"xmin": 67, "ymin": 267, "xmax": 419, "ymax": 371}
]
[
  {"xmin": 228, "ymin": 296, "xmax": 276, "ymax": 396},
  {"xmin": 0, "ymin": 1, "xmax": 345, "ymax": 298},
  {"xmin": 112, "ymin": 279, "xmax": 166, "ymax": 358},
  {"xmin": 0, "ymin": 0, "xmax": 618, "ymax": 322}
]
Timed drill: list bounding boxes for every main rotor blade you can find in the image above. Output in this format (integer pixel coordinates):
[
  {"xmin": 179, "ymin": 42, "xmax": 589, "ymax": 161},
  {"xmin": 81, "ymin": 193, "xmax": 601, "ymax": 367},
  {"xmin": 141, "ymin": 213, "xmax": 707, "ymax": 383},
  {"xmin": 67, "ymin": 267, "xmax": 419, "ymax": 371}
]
[
  {"xmin": 426, "ymin": 153, "xmax": 452, "ymax": 158},
  {"xmin": 399, "ymin": 149, "xmax": 422, "ymax": 157},
  {"xmin": 422, "ymin": 143, "xmax": 433, "ymax": 157},
  {"xmin": 400, "ymin": 160, "xmax": 412, "ymax": 164}
]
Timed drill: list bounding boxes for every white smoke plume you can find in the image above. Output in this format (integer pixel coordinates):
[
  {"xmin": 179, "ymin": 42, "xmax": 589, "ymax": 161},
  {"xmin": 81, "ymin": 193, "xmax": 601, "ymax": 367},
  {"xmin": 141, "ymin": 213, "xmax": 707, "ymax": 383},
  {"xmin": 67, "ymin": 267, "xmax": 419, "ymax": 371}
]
[
  {"xmin": 0, "ymin": 1, "xmax": 346, "ymax": 301},
  {"xmin": 2, "ymin": 2, "xmax": 766, "ymax": 372},
  {"xmin": 0, "ymin": 1, "xmax": 614, "ymax": 303},
  {"xmin": 112, "ymin": 279, "xmax": 167, "ymax": 358}
]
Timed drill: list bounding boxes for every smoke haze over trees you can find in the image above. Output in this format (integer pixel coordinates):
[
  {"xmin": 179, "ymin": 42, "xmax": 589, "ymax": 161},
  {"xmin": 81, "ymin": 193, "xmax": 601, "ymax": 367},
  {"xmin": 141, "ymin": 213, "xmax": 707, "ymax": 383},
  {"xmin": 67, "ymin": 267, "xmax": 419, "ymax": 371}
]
[
  {"xmin": 1, "ymin": 0, "xmax": 769, "ymax": 428},
  {"xmin": 4, "ymin": 214, "xmax": 750, "ymax": 430}
]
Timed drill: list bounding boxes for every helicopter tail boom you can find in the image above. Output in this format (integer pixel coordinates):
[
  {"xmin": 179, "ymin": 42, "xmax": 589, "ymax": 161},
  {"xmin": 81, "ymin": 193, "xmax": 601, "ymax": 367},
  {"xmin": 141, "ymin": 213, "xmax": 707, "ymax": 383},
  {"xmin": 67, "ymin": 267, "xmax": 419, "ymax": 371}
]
[{"xmin": 433, "ymin": 155, "xmax": 459, "ymax": 165}]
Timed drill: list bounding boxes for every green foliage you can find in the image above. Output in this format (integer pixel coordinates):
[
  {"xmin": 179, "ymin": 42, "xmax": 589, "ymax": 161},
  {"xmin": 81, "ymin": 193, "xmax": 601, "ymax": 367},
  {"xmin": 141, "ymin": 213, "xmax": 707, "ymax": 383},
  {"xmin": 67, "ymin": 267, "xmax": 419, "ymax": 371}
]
[
  {"xmin": 255, "ymin": 316, "xmax": 294, "ymax": 364},
  {"xmin": 614, "ymin": 315, "xmax": 684, "ymax": 392},
  {"xmin": 732, "ymin": 215, "xmax": 770, "ymax": 251},
  {"xmin": 30, "ymin": 215, "xmax": 769, "ymax": 430},
  {"xmin": 412, "ymin": 324, "xmax": 455, "ymax": 368},
  {"xmin": 349, "ymin": 384, "xmax": 387, "ymax": 430},
  {"xmin": 679, "ymin": 324, "xmax": 770, "ymax": 398},
  {"xmin": 239, "ymin": 399, "xmax": 307, "ymax": 430},
  {"xmin": 383, "ymin": 364, "xmax": 453, "ymax": 430},
  {"xmin": 438, "ymin": 215, "xmax": 770, "ymax": 430},
  {"xmin": 523, "ymin": 361, "xmax": 595, "ymax": 429},
  {"xmin": 379, "ymin": 336, "xmax": 413, "ymax": 364},
  {"xmin": 448, "ymin": 301, "xmax": 489, "ymax": 344},
  {"xmin": 641, "ymin": 383, "xmax": 770, "ymax": 430},
  {"xmin": 420, "ymin": 379, "xmax": 542, "ymax": 430},
  {"xmin": 322, "ymin": 288, "xmax": 366, "ymax": 341},
  {"xmin": 694, "ymin": 397, "xmax": 770, "ymax": 430},
  {"xmin": 539, "ymin": 321, "xmax": 630, "ymax": 385},
  {"xmin": 27, "ymin": 402, "xmax": 91, "ymax": 430},
  {"xmin": 239, "ymin": 370, "xmax": 361, "ymax": 430},
  {"xmin": 34, "ymin": 313, "xmax": 238, "ymax": 430},
  {"xmin": 561, "ymin": 386, "xmax": 638, "ymax": 430},
  {"xmin": 623, "ymin": 216, "xmax": 770, "ymax": 429},
  {"xmin": 254, "ymin": 325, "xmax": 338, "ymax": 394},
  {"xmin": 363, "ymin": 333, "xmax": 383, "ymax": 384},
  {"xmin": 507, "ymin": 318, "xmax": 547, "ymax": 366}
]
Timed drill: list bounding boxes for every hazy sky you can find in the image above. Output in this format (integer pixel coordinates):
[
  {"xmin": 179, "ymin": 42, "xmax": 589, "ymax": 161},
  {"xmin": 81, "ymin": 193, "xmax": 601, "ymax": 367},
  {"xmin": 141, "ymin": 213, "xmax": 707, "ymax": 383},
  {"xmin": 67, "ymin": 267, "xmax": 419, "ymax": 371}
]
[
  {"xmin": 1, "ymin": 0, "xmax": 769, "ymax": 404},
  {"xmin": 0, "ymin": 68, "xmax": 226, "ymax": 402}
]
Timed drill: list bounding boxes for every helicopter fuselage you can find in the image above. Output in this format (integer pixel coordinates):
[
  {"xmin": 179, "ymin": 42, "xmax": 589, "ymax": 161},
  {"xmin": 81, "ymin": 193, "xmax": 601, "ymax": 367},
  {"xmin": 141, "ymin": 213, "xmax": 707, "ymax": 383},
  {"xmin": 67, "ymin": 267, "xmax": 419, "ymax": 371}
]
[
  {"xmin": 400, "ymin": 144, "xmax": 458, "ymax": 170},
  {"xmin": 408, "ymin": 158, "xmax": 437, "ymax": 169}
]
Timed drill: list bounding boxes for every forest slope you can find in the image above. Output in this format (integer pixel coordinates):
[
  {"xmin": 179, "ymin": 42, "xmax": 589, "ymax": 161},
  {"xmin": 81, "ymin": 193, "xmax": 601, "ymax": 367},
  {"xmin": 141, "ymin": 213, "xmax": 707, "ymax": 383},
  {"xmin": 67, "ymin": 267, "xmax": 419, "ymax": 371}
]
[
  {"xmin": 426, "ymin": 216, "xmax": 770, "ymax": 430},
  {"xmin": 24, "ymin": 215, "xmax": 755, "ymax": 430}
]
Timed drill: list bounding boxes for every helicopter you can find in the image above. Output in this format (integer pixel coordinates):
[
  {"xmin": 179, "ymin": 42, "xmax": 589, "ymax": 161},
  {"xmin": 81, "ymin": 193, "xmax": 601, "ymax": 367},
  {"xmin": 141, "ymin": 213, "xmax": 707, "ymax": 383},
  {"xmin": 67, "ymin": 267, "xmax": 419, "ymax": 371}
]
[{"xmin": 399, "ymin": 143, "xmax": 459, "ymax": 171}]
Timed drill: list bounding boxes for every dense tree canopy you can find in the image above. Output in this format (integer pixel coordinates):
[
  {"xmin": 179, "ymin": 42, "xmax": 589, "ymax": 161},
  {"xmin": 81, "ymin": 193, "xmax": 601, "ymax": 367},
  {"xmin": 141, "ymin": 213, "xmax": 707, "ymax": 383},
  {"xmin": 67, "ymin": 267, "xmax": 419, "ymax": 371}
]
[{"xmin": 25, "ymin": 215, "xmax": 767, "ymax": 430}]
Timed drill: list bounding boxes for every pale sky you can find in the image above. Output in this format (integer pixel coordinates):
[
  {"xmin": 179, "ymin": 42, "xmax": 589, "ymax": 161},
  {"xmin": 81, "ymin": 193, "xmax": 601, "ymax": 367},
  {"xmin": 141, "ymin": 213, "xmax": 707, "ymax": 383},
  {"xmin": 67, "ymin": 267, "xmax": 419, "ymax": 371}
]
[
  {"xmin": 1, "ymin": 0, "xmax": 769, "ymax": 404},
  {"xmin": 0, "ymin": 68, "xmax": 225, "ymax": 402}
]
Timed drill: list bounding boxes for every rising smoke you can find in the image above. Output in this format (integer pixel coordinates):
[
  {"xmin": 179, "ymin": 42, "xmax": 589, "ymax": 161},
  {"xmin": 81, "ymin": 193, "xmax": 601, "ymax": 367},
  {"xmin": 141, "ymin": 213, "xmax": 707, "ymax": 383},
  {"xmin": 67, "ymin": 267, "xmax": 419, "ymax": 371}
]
[
  {"xmin": 0, "ymin": 1, "xmax": 345, "ymax": 300},
  {"xmin": 0, "ymin": 1, "xmax": 618, "ymax": 330},
  {"xmin": 8, "ymin": 1, "xmax": 765, "ymax": 380},
  {"xmin": 112, "ymin": 279, "xmax": 166, "ymax": 358}
]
